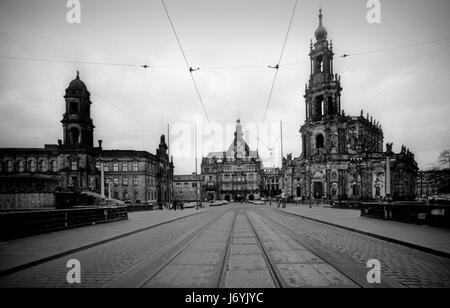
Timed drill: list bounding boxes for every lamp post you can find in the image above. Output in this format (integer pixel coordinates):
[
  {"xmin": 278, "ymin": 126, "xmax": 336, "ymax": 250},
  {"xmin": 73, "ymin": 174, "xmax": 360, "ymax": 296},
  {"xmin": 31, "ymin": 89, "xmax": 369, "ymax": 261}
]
[
  {"xmin": 308, "ymin": 159, "xmax": 312, "ymax": 208},
  {"xmin": 100, "ymin": 161, "xmax": 105, "ymax": 199}
]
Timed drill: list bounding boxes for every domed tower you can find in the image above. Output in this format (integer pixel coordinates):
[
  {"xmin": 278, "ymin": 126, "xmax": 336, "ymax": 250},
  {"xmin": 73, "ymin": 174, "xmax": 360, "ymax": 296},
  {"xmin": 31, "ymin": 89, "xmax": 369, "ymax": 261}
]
[
  {"xmin": 61, "ymin": 71, "xmax": 95, "ymax": 148},
  {"xmin": 301, "ymin": 9, "xmax": 343, "ymax": 158},
  {"xmin": 305, "ymin": 9, "xmax": 342, "ymax": 123}
]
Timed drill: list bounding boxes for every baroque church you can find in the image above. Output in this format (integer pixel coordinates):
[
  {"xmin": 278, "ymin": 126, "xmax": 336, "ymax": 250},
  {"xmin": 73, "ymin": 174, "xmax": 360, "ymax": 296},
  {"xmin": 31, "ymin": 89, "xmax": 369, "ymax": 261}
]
[{"xmin": 288, "ymin": 10, "xmax": 417, "ymax": 201}]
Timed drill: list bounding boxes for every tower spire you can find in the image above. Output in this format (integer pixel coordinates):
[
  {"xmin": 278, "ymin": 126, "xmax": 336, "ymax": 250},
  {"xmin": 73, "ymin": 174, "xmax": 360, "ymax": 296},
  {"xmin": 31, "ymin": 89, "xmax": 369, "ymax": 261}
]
[
  {"xmin": 314, "ymin": 8, "xmax": 328, "ymax": 41},
  {"xmin": 319, "ymin": 8, "xmax": 323, "ymax": 27}
]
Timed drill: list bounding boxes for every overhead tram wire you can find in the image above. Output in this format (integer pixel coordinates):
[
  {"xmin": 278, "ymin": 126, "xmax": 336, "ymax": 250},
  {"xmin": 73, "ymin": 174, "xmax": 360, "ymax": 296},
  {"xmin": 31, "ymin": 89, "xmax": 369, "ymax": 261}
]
[
  {"xmin": 273, "ymin": 38, "xmax": 450, "ymax": 66},
  {"xmin": 340, "ymin": 38, "xmax": 450, "ymax": 58},
  {"xmin": 0, "ymin": 32, "xmax": 156, "ymax": 135},
  {"xmin": 363, "ymin": 42, "xmax": 450, "ymax": 106},
  {"xmin": 262, "ymin": 0, "xmax": 298, "ymax": 123},
  {"xmin": 161, "ymin": 0, "xmax": 211, "ymax": 124},
  {"xmin": 2, "ymin": 38, "xmax": 448, "ymax": 71}
]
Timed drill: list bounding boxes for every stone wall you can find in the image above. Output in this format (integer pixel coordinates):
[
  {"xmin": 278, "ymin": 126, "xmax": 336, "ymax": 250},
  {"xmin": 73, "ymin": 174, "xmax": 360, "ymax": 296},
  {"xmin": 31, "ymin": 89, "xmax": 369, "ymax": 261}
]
[{"xmin": 0, "ymin": 193, "xmax": 55, "ymax": 210}]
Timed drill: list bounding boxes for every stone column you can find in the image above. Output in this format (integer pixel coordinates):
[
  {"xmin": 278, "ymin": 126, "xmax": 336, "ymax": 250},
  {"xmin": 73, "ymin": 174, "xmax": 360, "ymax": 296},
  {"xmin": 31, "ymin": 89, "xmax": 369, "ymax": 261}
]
[
  {"xmin": 100, "ymin": 162, "xmax": 105, "ymax": 198},
  {"xmin": 385, "ymin": 156, "xmax": 391, "ymax": 198}
]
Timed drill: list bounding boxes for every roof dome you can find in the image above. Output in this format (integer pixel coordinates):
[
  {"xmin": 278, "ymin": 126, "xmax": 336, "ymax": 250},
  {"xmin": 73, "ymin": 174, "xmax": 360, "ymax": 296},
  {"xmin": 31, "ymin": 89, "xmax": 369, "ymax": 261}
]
[
  {"xmin": 68, "ymin": 71, "xmax": 87, "ymax": 91},
  {"xmin": 314, "ymin": 9, "xmax": 328, "ymax": 41}
]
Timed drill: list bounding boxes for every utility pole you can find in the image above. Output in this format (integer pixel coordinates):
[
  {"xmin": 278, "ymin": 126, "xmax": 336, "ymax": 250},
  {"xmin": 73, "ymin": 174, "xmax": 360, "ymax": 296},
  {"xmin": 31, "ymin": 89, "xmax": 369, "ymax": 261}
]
[
  {"xmin": 195, "ymin": 124, "xmax": 199, "ymax": 209},
  {"xmin": 167, "ymin": 124, "xmax": 171, "ymax": 208},
  {"xmin": 269, "ymin": 176, "xmax": 272, "ymax": 206},
  {"xmin": 280, "ymin": 121, "xmax": 284, "ymax": 200},
  {"xmin": 280, "ymin": 121, "xmax": 284, "ymax": 166}
]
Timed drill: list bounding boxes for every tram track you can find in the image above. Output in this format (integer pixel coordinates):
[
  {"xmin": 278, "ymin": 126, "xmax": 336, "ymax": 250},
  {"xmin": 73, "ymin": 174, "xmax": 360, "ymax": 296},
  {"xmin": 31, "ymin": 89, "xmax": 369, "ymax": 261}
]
[
  {"xmin": 248, "ymin": 210, "xmax": 362, "ymax": 288},
  {"xmin": 134, "ymin": 206, "xmax": 371, "ymax": 288},
  {"xmin": 258, "ymin": 208, "xmax": 405, "ymax": 288}
]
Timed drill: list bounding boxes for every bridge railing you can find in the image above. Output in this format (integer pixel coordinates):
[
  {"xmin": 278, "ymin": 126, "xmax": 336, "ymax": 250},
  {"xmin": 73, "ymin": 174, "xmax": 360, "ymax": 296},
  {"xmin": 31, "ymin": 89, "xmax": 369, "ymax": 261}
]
[{"xmin": 0, "ymin": 206, "xmax": 128, "ymax": 240}]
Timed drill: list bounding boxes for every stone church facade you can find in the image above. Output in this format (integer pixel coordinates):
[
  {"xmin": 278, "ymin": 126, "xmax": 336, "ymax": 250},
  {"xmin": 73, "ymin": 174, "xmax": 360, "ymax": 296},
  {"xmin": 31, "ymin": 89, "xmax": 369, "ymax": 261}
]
[{"xmin": 290, "ymin": 10, "xmax": 417, "ymax": 202}]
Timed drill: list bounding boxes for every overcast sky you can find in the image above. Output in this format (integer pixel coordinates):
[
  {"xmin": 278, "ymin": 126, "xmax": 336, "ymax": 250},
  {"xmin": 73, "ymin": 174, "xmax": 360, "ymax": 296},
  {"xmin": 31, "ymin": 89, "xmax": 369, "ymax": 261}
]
[{"xmin": 0, "ymin": 0, "xmax": 449, "ymax": 174}]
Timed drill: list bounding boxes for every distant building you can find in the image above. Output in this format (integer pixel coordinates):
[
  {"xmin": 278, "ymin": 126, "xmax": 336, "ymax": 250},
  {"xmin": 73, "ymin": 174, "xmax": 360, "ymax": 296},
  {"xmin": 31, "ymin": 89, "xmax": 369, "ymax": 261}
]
[
  {"xmin": 261, "ymin": 168, "xmax": 282, "ymax": 198},
  {"xmin": 97, "ymin": 137, "xmax": 173, "ymax": 204},
  {"xmin": 282, "ymin": 154, "xmax": 295, "ymax": 198},
  {"xmin": 285, "ymin": 10, "xmax": 417, "ymax": 202},
  {"xmin": 201, "ymin": 120, "xmax": 262, "ymax": 202},
  {"xmin": 173, "ymin": 174, "xmax": 201, "ymax": 202},
  {"xmin": 0, "ymin": 72, "xmax": 173, "ymax": 209}
]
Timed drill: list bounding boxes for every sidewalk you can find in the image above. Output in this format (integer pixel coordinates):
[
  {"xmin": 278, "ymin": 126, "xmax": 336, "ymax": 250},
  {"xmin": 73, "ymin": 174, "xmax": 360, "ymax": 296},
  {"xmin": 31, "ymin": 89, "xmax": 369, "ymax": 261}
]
[
  {"xmin": 0, "ymin": 207, "xmax": 208, "ymax": 275},
  {"xmin": 277, "ymin": 204, "xmax": 450, "ymax": 257}
]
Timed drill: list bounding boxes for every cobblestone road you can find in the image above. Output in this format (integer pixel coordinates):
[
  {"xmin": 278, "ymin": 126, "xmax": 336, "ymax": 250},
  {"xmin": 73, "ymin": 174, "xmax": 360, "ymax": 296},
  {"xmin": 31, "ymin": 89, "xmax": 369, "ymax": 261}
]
[
  {"xmin": 264, "ymin": 208, "xmax": 450, "ymax": 288},
  {"xmin": 0, "ymin": 208, "xmax": 227, "ymax": 288},
  {"xmin": 0, "ymin": 204, "xmax": 449, "ymax": 288}
]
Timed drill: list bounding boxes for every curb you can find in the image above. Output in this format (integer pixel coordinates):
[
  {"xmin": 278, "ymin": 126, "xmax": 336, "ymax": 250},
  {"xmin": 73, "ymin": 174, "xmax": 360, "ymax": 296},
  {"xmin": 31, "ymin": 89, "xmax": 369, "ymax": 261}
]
[
  {"xmin": 277, "ymin": 208, "xmax": 450, "ymax": 259},
  {"xmin": 0, "ymin": 209, "xmax": 207, "ymax": 277}
]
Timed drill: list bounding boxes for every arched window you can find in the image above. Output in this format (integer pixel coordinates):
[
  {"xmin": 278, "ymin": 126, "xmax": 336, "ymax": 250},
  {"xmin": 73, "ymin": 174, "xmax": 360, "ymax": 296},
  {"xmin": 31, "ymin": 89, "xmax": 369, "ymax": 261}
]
[
  {"xmin": 316, "ymin": 134, "xmax": 324, "ymax": 149},
  {"xmin": 314, "ymin": 96, "xmax": 324, "ymax": 121},
  {"xmin": 327, "ymin": 96, "xmax": 334, "ymax": 114},
  {"xmin": 353, "ymin": 185, "xmax": 359, "ymax": 196},
  {"xmin": 7, "ymin": 160, "xmax": 14, "ymax": 172},
  {"xmin": 18, "ymin": 160, "xmax": 25, "ymax": 173},
  {"xmin": 28, "ymin": 160, "xmax": 36, "ymax": 172},
  {"xmin": 39, "ymin": 160, "xmax": 47, "ymax": 172},
  {"xmin": 316, "ymin": 56, "xmax": 323, "ymax": 73},
  {"xmin": 51, "ymin": 160, "xmax": 58, "ymax": 172},
  {"xmin": 69, "ymin": 127, "xmax": 80, "ymax": 145},
  {"xmin": 69, "ymin": 102, "xmax": 79, "ymax": 114}
]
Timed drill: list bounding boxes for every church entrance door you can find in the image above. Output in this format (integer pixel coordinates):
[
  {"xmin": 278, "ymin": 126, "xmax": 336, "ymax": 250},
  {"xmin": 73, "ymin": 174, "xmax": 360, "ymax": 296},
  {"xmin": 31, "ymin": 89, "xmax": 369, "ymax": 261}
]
[{"xmin": 313, "ymin": 182, "xmax": 323, "ymax": 199}]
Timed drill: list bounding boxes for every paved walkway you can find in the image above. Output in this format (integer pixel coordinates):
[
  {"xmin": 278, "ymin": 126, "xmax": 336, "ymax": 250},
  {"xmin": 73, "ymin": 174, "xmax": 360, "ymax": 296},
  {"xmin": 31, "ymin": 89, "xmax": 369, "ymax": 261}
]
[
  {"xmin": 277, "ymin": 204, "xmax": 450, "ymax": 256},
  {"xmin": 0, "ymin": 207, "xmax": 208, "ymax": 274}
]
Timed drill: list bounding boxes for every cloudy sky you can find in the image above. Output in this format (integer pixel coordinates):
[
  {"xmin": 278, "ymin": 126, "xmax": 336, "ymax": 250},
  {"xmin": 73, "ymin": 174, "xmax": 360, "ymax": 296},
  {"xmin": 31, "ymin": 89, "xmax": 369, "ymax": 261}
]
[{"xmin": 0, "ymin": 0, "xmax": 449, "ymax": 174}]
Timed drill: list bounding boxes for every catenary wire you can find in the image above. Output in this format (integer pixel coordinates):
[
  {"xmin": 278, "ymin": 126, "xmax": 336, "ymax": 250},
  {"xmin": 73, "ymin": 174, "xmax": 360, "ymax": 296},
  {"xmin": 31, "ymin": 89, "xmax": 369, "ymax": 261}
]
[
  {"xmin": 160, "ymin": 0, "xmax": 211, "ymax": 123},
  {"xmin": 261, "ymin": 0, "xmax": 298, "ymax": 123}
]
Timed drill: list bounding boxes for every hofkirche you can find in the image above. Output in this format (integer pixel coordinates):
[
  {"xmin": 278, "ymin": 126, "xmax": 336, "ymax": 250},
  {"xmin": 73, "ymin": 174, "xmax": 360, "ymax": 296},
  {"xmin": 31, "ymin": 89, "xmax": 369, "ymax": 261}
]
[
  {"xmin": 201, "ymin": 10, "xmax": 417, "ymax": 203},
  {"xmin": 282, "ymin": 9, "xmax": 418, "ymax": 201}
]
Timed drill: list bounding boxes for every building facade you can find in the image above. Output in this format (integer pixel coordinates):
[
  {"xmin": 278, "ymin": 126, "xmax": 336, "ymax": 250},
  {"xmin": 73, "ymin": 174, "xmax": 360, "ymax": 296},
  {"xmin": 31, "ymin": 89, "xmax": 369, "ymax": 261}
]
[
  {"xmin": 201, "ymin": 120, "xmax": 262, "ymax": 202},
  {"xmin": 261, "ymin": 168, "xmax": 282, "ymax": 198},
  {"xmin": 0, "ymin": 72, "xmax": 173, "ymax": 209},
  {"xmin": 288, "ymin": 10, "xmax": 417, "ymax": 202},
  {"xmin": 173, "ymin": 174, "xmax": 201, "ymax": 202}
]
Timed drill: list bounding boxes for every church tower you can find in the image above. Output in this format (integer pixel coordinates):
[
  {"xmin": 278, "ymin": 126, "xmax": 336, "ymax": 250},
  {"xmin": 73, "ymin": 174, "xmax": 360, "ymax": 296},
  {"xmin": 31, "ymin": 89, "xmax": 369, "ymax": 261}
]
[
  {"xmin": 305, "ymin": 9, "xmax": 342, "ymax": 123},
  {"xmin": 61, "ymin": 71, "xmax": 95, "ymax": 148},
  {"xmin": 301, "ymin": 9, "xmax": 343, "ymax": 159}
]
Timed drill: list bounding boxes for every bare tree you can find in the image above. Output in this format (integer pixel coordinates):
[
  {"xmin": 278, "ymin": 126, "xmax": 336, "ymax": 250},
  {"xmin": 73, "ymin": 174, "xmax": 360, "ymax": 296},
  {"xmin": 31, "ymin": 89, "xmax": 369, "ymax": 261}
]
[{"xmin": 438, "ymin": 150, "xmax": 450, "ymax": 169}]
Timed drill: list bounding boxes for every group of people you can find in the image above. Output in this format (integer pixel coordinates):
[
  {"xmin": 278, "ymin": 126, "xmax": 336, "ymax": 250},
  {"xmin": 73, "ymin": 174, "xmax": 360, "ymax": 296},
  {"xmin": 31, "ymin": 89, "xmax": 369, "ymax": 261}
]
[
  {"xmin": 160, "ymin": 201, "xmax": 204, "ymax": 210},
  {"xmin": 159, "ymin": 201, "xmax": 184, "ymax": 211}
]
